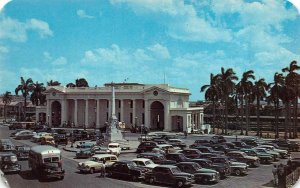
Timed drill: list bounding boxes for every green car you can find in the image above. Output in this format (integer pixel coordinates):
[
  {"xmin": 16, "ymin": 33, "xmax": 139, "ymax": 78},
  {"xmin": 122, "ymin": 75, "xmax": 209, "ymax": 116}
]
[
  {"xmin": 254, "ymin": 148, "xmax": 280, "ymax": 162},
  {"xmin": 241, "ymin": 148, "xmax": 273, "ymax": 164}
]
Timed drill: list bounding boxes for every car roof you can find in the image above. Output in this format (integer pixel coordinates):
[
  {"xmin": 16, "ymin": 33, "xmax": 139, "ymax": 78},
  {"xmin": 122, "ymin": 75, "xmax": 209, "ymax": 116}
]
[
  {"xmin": 177, "ymin": 162, "xmax": 197, "ymax": 165},
  {"xmin": 132, "ymin": 158, "xmax": 151, "ymax": 162},
  {"xmin": 108, "ymin": 143, "xmax": 119, "ymax": 146},
  {"xmin": 139, "ymin": 152, "xmax": 162, "ymax": 156},
  {"xmin": 92, "ymin": 154, "xmax": 117, "ymax": 158}
]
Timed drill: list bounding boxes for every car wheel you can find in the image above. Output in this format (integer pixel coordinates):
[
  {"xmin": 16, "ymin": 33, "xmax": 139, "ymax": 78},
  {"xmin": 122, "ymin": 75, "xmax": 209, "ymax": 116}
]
[
  {"xmin": 132, "ymin": 175, "xmax": 138, "ymax": 182},
  {"xmin": 234, "ymin": 169, "xmax": 241, "ymax": 176},
  {"xmin": 176, "ymin": 180, "xmax": 184, "ymax": 188},
  {"xmin": 149, "ymin": 177, "xmax": 154, "ymax": 184},
  {"xmin": 90, "ymin": 168, "xmax": 95, "ymax": 174}
]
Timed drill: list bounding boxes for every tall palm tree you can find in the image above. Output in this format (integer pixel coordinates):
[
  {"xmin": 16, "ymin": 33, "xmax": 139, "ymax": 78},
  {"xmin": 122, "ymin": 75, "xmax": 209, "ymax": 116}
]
[
  {"xmin": 235, "ymin": 82, "xmax": 245, "ymax": 135},
  {"xmin": 2, "ymin": 91, "xmax": 12, "ymax": 122},
  {"xmin": 31, "ymin": 82, "xmax": 46, "ymax": 106},
  {"xmin": 218, "ymin": 67, "xmax": 238, "ymax": 135},
  {"xmin": 201, "ymin": 74, "xmax": 221, "ymax": 134},
  {"xmin": 282, "ymin": 60, "xmax": 300, "ymax": 138},
  {"xmin": 66, "ymin": 83, "xmax": 76, "ymax": 88},
  {"xmin": 47, "ymin": 80, "xmax": 61, "ymax": 86},
  {"xmin": 252, "ymin": 79, "xmax": 268, "ymax": 137},
  {"xmin": 75, "ymin": 78, "xmax": 89, "ymax": 87},
  {"xmin": 268, "ymin": 73, "xmax": 285, "ymax": 138},
  {"xmin": 15, "ymin": 77, "xmax": 33, "ymax": 120}
]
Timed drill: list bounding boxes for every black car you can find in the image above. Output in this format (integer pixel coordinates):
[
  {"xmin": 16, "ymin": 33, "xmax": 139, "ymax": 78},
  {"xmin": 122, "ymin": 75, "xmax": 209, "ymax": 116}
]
[
  {"xmin": 152, "ymin": 139, "xmax": 168, "ymax": 145},
  {"xmin": 0, "ymin": 139, "xmax": 15, "ymax": 152},
  {"xmin": 0, "ymin": 152, "xmax": 21, "ymax": 174},
  {"xmin": 191, "ymin": 158, "xmax": 231, "ymax": 178},
  {"xmin": 211, "ymin": 144, "xmax": 236, "ymax": 154},
  {"xmin": 240, "ymin": 138, "xmax": 259, "ymax": 147},
  {"xmin": 144, "ymin": 165, "xmax": 194, "ymax": 187},
  {"xmin": 136, "ymin": 141, "xmax": 159, "ymax": 153},
  {"xmin": 168, "ymin": 139, "xmax": 187, "ymax": 149},
  {"xmin": 180, "ymin": 149, "xmax": 202, "ymax": 159},
  {"xmin": 137, "ymin": 152, "xmax": 175, "ymax": 164},
  {"xmin": 14, "ymin": 145, "xmax": 30, "ymax": 160},
  {"xmin": 54, "ymin": 134, "xmax": 68, "ymax": 145},
  {"xmin": 210, "ymin": 136, "xmax": 226, "ymax": 144},
  {"xmin": 176, "ymin": 162, "xmax": 220, "ymax": 184},
  {"xmin": 106, "ymin": 160, "xmax": 145, "ymax": 181},
  {"xmin": 165, "ymin": 153, "xmax": 192, "ymax": 163},
  {"xmin": 271, "ymin": 139, "xmax": 299, "ymax": 151},
  {"xmin": 194, "ymin": 146, "xmax": 224, "ymax": 155},
  {"xmin": 189, "ymin": 139, "xmax": 210, "ymax": 148},
  {"xmin": 231, "ymin": 141, "xmax": 253, "ymax": 149}
]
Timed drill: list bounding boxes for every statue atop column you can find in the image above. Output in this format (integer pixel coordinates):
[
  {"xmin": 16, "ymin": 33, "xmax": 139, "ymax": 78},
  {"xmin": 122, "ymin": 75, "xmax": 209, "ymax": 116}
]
[{"xmin": 105, "ymin": 82, "xmax": 125, "ymax": 143}]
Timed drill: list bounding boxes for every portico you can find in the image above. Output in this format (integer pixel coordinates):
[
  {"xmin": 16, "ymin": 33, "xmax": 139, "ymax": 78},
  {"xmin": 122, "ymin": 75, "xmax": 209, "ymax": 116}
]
[{"xmin": 43, "ymin": 83, "xmax": 203, "ymax": 133}]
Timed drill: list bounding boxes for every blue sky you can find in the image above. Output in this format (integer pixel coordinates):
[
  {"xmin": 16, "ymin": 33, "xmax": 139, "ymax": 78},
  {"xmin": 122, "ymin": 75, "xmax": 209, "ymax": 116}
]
[{"xmin": 0, "ymin": 0, "xmax": 299, "ymax": 101}]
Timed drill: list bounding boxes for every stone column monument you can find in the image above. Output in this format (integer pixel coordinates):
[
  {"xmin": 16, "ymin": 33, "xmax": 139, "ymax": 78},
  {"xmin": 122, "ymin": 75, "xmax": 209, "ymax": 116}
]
[{"xmin": 105, "ymin": 83, "xmax": 125, "ymax": 143}]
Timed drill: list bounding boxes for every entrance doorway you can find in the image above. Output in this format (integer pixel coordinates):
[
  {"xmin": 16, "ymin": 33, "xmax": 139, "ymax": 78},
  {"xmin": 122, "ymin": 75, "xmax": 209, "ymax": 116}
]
[
  {"xmin": 150, "ymin": 101, "xmax": 164, "ymax": 131},
  {"xmin": 51, "ymin": 101, "xmax": 61, "ymax": 127}
]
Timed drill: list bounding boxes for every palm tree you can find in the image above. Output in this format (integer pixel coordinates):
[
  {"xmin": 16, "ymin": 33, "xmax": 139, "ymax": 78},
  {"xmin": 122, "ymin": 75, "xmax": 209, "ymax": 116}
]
[
  {"xmin": 47, "ymin": 80, "xmax": 61, "ymax": 86},
  {"xmin": 252, "ymin": 79, "xmax": 268, "ymax": 137},
  {"xmin": 235, "ymin": 82, "xmax": 245, "ymax": 135},
  {"xmin": 75, "ymin": 78, "xmax": 89, "ymax": 87},
  {"xmin": 282, "ymin": 60, "xmax": 300, "ymax": 138},
  {"xmin": 31, "ymin": 82, "xmax": 46, "ymax": 106},
  {"xmin": 15, "ymin": 77, "xmax": 33, "ymax": 120},
  {"xmin": 2, "ymin": 91, "xmax": 12, "ymax": 122},
  {"xmin": 66, "ymin": 83, "xmax": 76, "ymax": 88},
  {"xmin": 201, "ymin": 74, "xmax": 221, "ymax": 134},
  {"xmin": 218, "ymin": 68, "xmax": 238, "ymax": 135},
  {"xmin": 268, "ymin": 73, "xmax": 285, "ymax": 138}
]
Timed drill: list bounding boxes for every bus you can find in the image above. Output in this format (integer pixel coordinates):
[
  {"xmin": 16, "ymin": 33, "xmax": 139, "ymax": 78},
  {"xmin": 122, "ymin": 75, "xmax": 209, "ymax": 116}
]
[{"xmin": 28, "ymin": 145, "xmax": 65, "ymax": 180}]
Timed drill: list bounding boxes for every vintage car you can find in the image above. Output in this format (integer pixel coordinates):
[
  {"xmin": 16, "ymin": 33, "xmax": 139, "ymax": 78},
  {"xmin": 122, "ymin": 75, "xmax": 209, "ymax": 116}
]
[
  {"xmin": 54, "ymin": 134, "xmax": 68, "ymax": 145},
  {"xmin": 152, "ymin": 139, "xmax": 168, "ymax": 145},
  {"xmin": 91, "ymin": 146, "xmax": 111, "ymax": 154},
  {"xmin": 240, "ymin": 148, "xmax": 273, "ymax": 164},
  {"xmin": 14, "ymin": 130, "xmax": 35, "ymax": 140},
  {"xmin": 156, "ymin": 144, "xmax": 180, "ymax": 154},
  {"xmin": 168, "ymin": 139, "xmax": 187, "ymax": 149},
  {"xmin": 76, "ymin": 141, "xmax": 95, "ymax": 149},
  {"xmin": 136, "ymin": 141, "xmax": 159, "ymax": 153},
  {"xmin": 210, "ymin": 144, "xmax": 236, "ymax": 154},
  {"xmin": 271, "ymin": 139, "xmax": 299, "ymax": 151},
  {"xmin": 210, "ymin": 157, "xmax": 248, "ymax": 176},
  {"xmin": 0, "ymin": 169, "xmax": 10, "ymax": 188},
  {"xmin": 131, "ymin": 158, "xmax": 159, "ymax": 170},
  {"xmin": 226, "ymin": 151, "xmax": 260, "ymax": 167},
  {"xmin": 40, "ymin": 135, "xmax": 56, "ymax": 146},
  {"xmin": 210, "ymin": 136, "xmax": 226, "ymax": 144},
  {"xmin": 144, "ymin": 165, "xmax": 194, "ymax": 187},
  {"xmin": 106, "ymin": 160, "xmax": 146, "ymax": 181},
  {"xmin": 136, "ymin": 153, "xmax": 175, "ymax": 164},
  {"xmin": 32, "ymin": 132, "xmax": 52, "ymax": 143},
  {"xmin": 180, "ymin": 149, "xmax": 202, "ymax": 159},
  {"xmin": 176, "ymin": 162, "xmax": 219, "ymax": 184},
  {"xmin": 194, "ymin": 145, "xmax": 224, "ymax": 155},
  {"xmin": 0, "ymin": 139, "xmax": 15, "ymax": 152},
  {"xmin": 231, "ymin": 141, "xmax": 253, "ymax": 149},
  {"xmin": 254, "ymin": 148, "xmax": 280, "ymax": 161},
  {"xmin": 10, "ymin": 129, "xmax": 25, "ymax": 137},
  {"xmin": 240, "ymin": 137, "xmax": 259, "ymax": 147},
  {"xmin": 189, "ymin": 139, "xmax": 210, "ymax": 148},
  {"xmin": 0, "ymin": 153, "xmax": 21, "ymax": 174},
  {"xmin": 257, "ymin": 145, "xmax": 289, "ymax": 159},
  {"xmin": 76, "ymin": 149, "xmax": 94, "ymax": 159},
  {"xmin": 108, "ymin": 143, "xmax": 121, "ymax": 156},
  {"xmin": 191, "ymin": 158, "xmax": 231, "ymax": 178},
  {"xmin": 14, "ymin": 145, "xmax": 30, "ymax": 160},
  {"xmin": 77, "ymin": 154, "xmax": 118, "ymax": 173}
]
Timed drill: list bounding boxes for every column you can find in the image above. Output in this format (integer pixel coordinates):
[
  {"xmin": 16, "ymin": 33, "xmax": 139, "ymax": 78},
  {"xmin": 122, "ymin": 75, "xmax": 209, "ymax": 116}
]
[
  {"xmin": 183, "ymin": 114, "xmax": 187, "ymax": 132},
  {"xmin": 132, "ymin": 100, "xmax": 136, "ymax": 126},
  {"xmin": 85, "ymin": 99, "xmax": 89, "ymax": 128},
  {"xmin": 108, "ymin": 100, "xmax": 111, "ymax": 119},
  {"xmin": 96, "ymin": 99, "xmax": 100, "ymax": 128},
  {"xmin": 47, "ymin": 100, "xmax": 52, "ymax": 127},
  {"xmin": 74, "ymin": 99, "xmax": 78, "ymax": 127},
  {"xmin": 61, "ymin": 99, "xmax": 67, "ymax": 126},
  {"xmin": 144, "ymin": 100, "xmax": 149, "ymax": 129},
  {"xmin": 164, "ymin": 100, "xmax": 171, "ymax": 131},
  {"xmin": 120, "ymin": 99, "xmax": 124, "ymax": 122}
]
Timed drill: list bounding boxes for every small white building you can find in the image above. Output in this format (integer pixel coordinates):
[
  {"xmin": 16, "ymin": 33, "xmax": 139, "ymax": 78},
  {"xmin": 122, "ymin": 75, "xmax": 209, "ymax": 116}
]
[{"xmin": 37, "ymin": 83, "xmax": 203, "ymax": 133}]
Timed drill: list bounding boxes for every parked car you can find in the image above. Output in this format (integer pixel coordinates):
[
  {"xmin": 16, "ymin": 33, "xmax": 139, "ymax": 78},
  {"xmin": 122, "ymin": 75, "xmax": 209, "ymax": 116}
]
[
  {"xmin": 226, "ymin": 151, "xmax": 260, "ymax": 167},
  {"xmin": 8, "ymin": 123, "xmax": 23, "ymax": 130},
  {"xmin": 231, "ymin": 141, "xmax": 253, "ymax": 149},
  {"xmin": 271, "ymin": 139, "xmax": 299, "ymax": 151},
  {"xmin": 210, "ymin": 144, "xmax": 235, "ymax": 154},
  {"xmin": 0, "ymin": 169, "xmax": 10, "ymax": 188},
  {"xmin": 189, "ymin": 139, "xmax": 210, "ymax": 148},
  {"xmin": 14, "ymin": 145, "xmax": 30, "ymax": 160},
  {"xmin": 240, "ymin": 148, "xmax": 273, "ymax": 164},
  {"xmin": 14, "ymin": 130, "xmax": 35, "ymax": 140},
  {"xmin": 176, "ymin": 162, "xmax": 219, "ymax": 184},
  {"xmin": 32, "ymin": 132, "xmax": 52, "ymax": 143},
  {"xmin": 106, "ymin": 160, "xmax": 146, "ymax": 181},
  {"xmin": 165, "ymin": 153, "xmax": 192, "ymax": 163},
  {"xmin": 108, "ymin": 143, "xmax": 121, "ymax": 156},
  {"xmin": 240, "ymin": 137, "xmax": 259, "ymax": 147},
  {"xmin": 0, "ymin": 153, "xmax": 21, "ymax": 174},
  {"xmin": 0, "ymin": 139, "xmax": 15, "ymax": 152},
  {"xmin": 144, "ymin": 165, "xmax": 194, "ymax": 187},
  {"xmin": 10, "ymin": 129, "xmax": 25, "ymax": 137},
  {"xmin": 210, "ymin": 136, "xmax": 226, "ymax": 144},
  {"xmin": 40, "ymin": 135, "xmax": 56, "ymax": 146},
  {"xmin": 77, "ymin": 154, "xmax": 118, "ymax": 173},
  {"xmin": 136, "ymin": 141, "xmax": 159, "ymax": 153},
  {"xmin": 54, "ymin": 134, "xmax": 68, "ymax": 145},
  {"xmin": 210, "ymin": 157, "xmax": 248, "ymax": 176},
  {"xmin": 222, "ymin": 142, "xmax": 241, "ymax": 150},
  {"xmin": 76, "ymin": 149, "xmax": 94, "ymax": 159},
  {"xmin": 76, "ymin": 141, "xmax": 95, "ymax": 149},
  {"xmin": 194, "ymin": 145, "xmax": 224, "ymax": 155},
  {"xmin": 91, "ymin": 146, "xmax": 111, "ymax": 154},
  {"xmin": 191, "ymin": 158, "xmax": 231, "ymax": 178},
  {"xmin": 152, "ymin": 139, "xmax": 168, "ymax": 145},
  {"xmin": 254, "ymin": 148, "xmax": 280, "ymax": 161},
  {"xmin": 257, "ymin": 145, "xmax": 289, "ymax": 159},
  {"xmin": 180, "ymin": 149, "xmax": 202, "ymax": 159},
  {"xmin": 136, "ymin": 152, "xmax": 175, "ymax": 164},
  {"xmin": 156, "ymin": 144, "xmax": 180, "ymax": 154},
  {"xmin": 168, "ymin": 139, "xmax": 187, "ymax": 149},
  {"xmin": 132, "ymin": 158, "xmax": 159, "ymax": 170}
]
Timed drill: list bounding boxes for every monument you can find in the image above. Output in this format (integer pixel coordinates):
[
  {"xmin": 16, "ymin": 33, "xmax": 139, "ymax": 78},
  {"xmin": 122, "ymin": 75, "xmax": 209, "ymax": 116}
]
[{"xmin": 105, "ymin": 83, "xmax": 126, "ymax": 143}]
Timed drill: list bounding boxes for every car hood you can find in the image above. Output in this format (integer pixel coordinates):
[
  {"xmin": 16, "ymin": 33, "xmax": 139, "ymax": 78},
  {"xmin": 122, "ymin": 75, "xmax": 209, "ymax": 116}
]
[
  {"xmin": 230, "ymin": 161, "xmax": 247, "ymax": 167},
  {"xmin": 244, "ymin": 155, "xmax": 258, "ymax": 160},
  {"xmin": 173, "ymin": 172, "xmax": 194, "ymax": 178},
  {"xmin": 79, "ymin": 161, "xmax": 99, "ymax": 166},
  {"xmin": 196, "ymin": 168, "xmax": 218, "ymax": 174},
  {"xmin": 146, "ymin": 164, "xmax": 159, "ymax": 169}
]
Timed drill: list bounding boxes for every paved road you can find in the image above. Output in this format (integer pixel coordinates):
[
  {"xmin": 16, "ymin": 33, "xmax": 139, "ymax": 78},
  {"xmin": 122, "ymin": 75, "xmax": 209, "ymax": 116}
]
[{"xmin": 0, "ymin": 126, "xmax": 295, "ymax": 188}]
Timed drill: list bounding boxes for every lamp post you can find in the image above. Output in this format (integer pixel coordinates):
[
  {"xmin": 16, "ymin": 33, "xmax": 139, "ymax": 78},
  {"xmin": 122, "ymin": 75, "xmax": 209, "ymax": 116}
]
[
  {"xmin": 47, "ymin": 115, "xmax": 50, "ymax": 127},
  {"xmin": 94, "ymin": 106, "xmax": 97, "ymax": 132}
]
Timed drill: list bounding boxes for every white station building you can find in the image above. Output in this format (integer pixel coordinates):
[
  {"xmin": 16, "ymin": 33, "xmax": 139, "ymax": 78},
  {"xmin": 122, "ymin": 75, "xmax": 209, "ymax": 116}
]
[{"xmin": 37, "ymin": 83, "xmax": 203, "ymax": 133}]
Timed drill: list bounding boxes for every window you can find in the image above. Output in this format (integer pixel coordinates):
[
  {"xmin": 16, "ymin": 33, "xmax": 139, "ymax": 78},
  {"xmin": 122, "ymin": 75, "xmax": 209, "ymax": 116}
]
[
  {"xmin": 119, "ymin": 100, "xmax": 121, "ymax": 108},
  {"xmin": 142, "ymin": 113, "xmax": 145, "ymax": 124},
  {"xmin": 118, "ymin": 113, "xmax": 120, "ymax": 121},
  {"xmin": 107, "ymin": 100, "xmax": 109, "ymax": 108},
  {"xmin": 142, "ymin": 101, "xmax": 145, "ymax": 108},
  {"xmin": 130, "ymin": 100, "xmax": 133, "ymax": 108},
  {"xmin": 130, "ymin": 113, "xmax": 133, "ymax": 124},
  {"xmin": 106, "ymin": 112, "xmax": 108, "ymax": 121}
]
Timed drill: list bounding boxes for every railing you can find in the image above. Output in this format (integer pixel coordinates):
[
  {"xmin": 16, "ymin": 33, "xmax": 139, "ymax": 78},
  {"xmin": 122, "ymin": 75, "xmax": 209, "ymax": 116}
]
[{"xmin": 285, "ymin": 167, "xmax": 300, "ymax": 188}]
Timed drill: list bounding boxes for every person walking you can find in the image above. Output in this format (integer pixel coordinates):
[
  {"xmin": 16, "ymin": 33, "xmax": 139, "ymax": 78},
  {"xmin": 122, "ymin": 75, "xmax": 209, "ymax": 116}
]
[
  {"xmin": 272, "ymin": 164, "xmax": 278, "ymax": 186},
  {"xmin": 100, "ymin": 160, "xmax": 106, "ymax": 177}
]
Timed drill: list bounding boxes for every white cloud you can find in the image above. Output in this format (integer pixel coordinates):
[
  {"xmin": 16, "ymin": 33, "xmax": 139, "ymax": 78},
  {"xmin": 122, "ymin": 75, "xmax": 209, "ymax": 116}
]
[
  {"xmin": 0, "ymin": 45, "xmax": 8, "ymax": 53},
  {"xmin": 77, "ymin": 9, "xmax": 94, "ymax": 19},
  {"xmin": 51, "ymin": 56, "xmax": 67, "ymax": 66},
  {"xmin": 43, "ymin": 51, "xmax": 52, "ymax": 61},
  {"xmin": 110, "ymin": 0, "xmax": 232, "ymax": 43},
  {"xmin": 148, "ymin": 43, "xmax": 170, "ymax": 59},
  {"xmin": 0, "ymin": 0, "xmax": 11, "ymax": 13},
  {"xmin": 0, "ymin": 16, "xmax": 53, "ymax": 42}
]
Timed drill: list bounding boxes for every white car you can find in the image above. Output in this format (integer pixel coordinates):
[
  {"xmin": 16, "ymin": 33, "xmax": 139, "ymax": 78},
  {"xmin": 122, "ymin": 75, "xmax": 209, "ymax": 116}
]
[
  {"xmin": 108, "ymin": 143, "xmax": 121, "ymax": 156},
  {"xmin": 77, "ymin": 154, "xmax": 118, "ymax": 174},
  {"xmin": 32, "ymin": 132, "xmax": 52, "ymax": 142},
  {"xmin": 15, "ymin": 130, "xmax": 35, "ymax": 140},
  {"xmin": 132, "ymin": 158, "xmax": 158, "ymax": 170},
  {"xmin": 0, "ymin": 170, "xmax": 10, "ymax": 188},
  {"xmin": 257, "ymin": 145, "xmax": 289, "ymax": 159}
]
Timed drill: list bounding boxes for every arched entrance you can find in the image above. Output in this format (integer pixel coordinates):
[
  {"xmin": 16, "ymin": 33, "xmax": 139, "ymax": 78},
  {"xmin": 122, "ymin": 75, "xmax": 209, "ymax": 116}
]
[
  {"xmin": 150, "ymin": 101, "xmax": 164, "ymax": 131},
  {"xmin": 51, "ymin": 101, "xmax": 61, "ymax": 127}
]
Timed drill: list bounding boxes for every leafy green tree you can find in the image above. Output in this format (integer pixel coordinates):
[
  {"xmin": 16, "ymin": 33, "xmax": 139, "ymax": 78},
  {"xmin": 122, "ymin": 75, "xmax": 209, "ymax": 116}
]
[
  {"xmin": 30, "ymin": 81, "xmax": 46, "ymax": 106},
  {"xmin": 2, "ymin": 91, "xmax": 12, "ymax": 122},
  {"xmin": 15, "ymin": 77, "xmax": 33, "ymax": 120},
  {"xmin": 47, "ymin": 80, "xmax": 61, "ymax": 86}
]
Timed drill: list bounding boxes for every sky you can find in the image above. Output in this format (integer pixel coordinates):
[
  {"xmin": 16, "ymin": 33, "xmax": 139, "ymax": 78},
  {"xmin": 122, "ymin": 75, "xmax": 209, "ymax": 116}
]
[{"xmin": 0, "ymin": 0, "xmax": 299, "ymax": 101}]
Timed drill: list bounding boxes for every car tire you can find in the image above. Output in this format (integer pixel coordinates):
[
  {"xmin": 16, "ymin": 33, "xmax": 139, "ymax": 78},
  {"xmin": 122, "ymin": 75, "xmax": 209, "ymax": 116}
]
[
  {"xmin": 149, "ymin": 177, "xmax": 154, "ymax": 184},
  {"xmin": 176, "ymin": 180, "xmax": 184, "ymax": 188},
  {"xmin": 132, "ymin": 175, "xmax": 138, "ymax": 182},
  {"xmin": 90, "ymin": 168, "xmax": 95, "ymax": 174},
  {"xmin": 234, "ymin": 169, "xmax": 241, "ymax": 176}
]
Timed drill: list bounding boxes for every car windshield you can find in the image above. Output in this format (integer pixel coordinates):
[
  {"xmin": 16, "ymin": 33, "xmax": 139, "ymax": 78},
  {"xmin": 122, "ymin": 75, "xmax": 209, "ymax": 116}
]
[
  {"xmin": 192, "ymin": 163, "xmax": 201, "ymax": 170},
  {"xmin": 128, "ymin": 162, "xmax": 137, "ymax": 167},
  {"xmin": 171, "ymin": 167, "xmax": 181, "ymax": 174},
  {"xmin": 91, "ymin": 157, "xmax": 98, "ymax": 162}
]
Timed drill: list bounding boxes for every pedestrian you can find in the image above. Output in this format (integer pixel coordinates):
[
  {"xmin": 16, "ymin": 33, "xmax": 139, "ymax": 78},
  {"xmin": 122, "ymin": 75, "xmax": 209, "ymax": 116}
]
[
  {"xmin": 184, "ymin": 131, "xmax": 187, "ymax": 139},
  {"xmin": 100, "ymin": 160, "xmax": 106, "ymax": 177},
  {"xmin": 272, "ymin": 164, "xmax": 278, "ymax": 186}
]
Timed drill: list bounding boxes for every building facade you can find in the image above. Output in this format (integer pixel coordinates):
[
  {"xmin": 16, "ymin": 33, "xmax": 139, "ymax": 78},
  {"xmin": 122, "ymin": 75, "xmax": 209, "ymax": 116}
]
[{"xmin": 38, "ymin": 83, "xmax": 203, "ymax": 133}]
